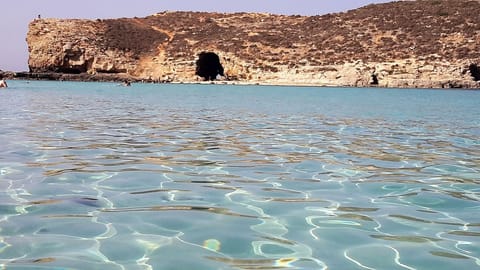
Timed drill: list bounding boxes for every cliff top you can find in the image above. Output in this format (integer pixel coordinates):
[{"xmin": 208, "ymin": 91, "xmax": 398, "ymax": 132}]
[{"xmin": 26, "ymin": 0, "xmax": 480, "ymax": 88}]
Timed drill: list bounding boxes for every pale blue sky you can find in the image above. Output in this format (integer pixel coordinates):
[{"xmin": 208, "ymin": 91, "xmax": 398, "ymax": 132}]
[{"xmin": 1, "ymin": 0, "xmax": 391, "ymax": 71}]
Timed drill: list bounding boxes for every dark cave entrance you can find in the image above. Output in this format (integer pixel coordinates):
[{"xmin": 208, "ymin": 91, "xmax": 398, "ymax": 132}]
[
  {"xmin": 195, "ymin": 52, "xmax": 225, "ymax": 81},
  {"xmin": 469, "ymin": 64, "xmax": 480, "ymax": 81},
  {"xmin": 370, "ymin": 73, "xmax": 379, "ymax": 85}
]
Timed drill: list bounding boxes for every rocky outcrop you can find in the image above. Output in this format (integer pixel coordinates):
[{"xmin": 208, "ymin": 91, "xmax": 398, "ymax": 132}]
[
  {"xmin": 27, "ymin": 0, "xmax": 480, "ymax": 88},
  {"xmin": 0, "ymin": 70, "xmax": 14, "ymax": 79}
]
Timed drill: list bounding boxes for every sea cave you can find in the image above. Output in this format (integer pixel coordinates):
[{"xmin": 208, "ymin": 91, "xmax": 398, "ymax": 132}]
[{"xmin": 195, "ymin": 52, "xmax": 225, "ymax": 81}]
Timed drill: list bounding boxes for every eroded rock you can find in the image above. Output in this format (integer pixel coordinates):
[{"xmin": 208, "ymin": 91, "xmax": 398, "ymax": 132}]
[{"xmin": 25, "ymin": 0, "xmax": 480, "ymax": 88}]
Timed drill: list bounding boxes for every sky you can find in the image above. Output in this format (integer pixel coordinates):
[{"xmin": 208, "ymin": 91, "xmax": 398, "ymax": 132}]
[{"xmin": 1, "ymin": 0, "xmax": 391, "ymax": 71}]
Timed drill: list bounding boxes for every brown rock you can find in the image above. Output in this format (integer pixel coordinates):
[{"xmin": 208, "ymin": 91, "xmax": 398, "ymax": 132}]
[{"xmin": 26, "ymin": 0, "xmax": 480, "ymax": 88}]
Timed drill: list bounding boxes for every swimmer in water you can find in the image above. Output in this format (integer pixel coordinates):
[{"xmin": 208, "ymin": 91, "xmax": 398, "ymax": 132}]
[{"xmin": 0, "ymin": 79, "xmax": 7, "ymax": 88}]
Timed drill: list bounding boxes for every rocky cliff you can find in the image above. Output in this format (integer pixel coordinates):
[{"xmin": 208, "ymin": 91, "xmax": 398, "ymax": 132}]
[{"xmin": 27, "ymin": 0, "xmax": 480, "ymax": 88}]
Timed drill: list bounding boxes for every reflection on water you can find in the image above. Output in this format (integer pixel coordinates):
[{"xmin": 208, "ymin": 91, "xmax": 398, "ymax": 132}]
[{"xmin": 0, "ymin": 81, "xmax": 479, "ymax": 269}]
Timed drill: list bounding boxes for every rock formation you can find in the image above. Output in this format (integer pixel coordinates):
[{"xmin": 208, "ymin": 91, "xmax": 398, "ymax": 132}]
[
  {"xmin": 26, "ymin": 0, "xmax": 480, "ymax": 88},
  {"xmin": 0, "ymin": 70, "xmax": 14, "ymax": 79}
]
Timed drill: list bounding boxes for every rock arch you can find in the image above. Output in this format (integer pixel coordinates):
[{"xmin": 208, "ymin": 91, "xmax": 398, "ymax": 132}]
[{"xmin": 195, "ymin": 52, "xmax": 224, "ymax": 81}]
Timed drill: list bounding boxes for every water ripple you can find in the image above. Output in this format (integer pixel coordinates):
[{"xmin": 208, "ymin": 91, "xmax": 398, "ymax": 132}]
[{"xmin": 0, "ymin": 83, "xmax": 479, "ymax": 269}]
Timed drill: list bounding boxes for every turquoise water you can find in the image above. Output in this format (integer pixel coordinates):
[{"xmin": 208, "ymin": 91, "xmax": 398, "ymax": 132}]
[{"xmin": 0, "ymin": 81, "xmax": 479, "ymax": 270}]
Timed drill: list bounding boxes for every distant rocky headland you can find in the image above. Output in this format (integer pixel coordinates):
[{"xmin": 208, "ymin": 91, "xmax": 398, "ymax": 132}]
[{"xmin": 19, "ymin": 0, "xmax": 480, "ymax": 88}]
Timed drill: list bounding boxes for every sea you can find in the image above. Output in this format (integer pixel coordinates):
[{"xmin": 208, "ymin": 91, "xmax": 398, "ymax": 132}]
[{"xmin": 0, "ymin": 80, "xmax": 479, "ymax": 270}]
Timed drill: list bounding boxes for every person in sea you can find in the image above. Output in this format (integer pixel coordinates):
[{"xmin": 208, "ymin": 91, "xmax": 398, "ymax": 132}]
[
  {"xmin": 122, "ymin": 80, "xmax": 131, "ymax": 87},
  {"xmin": 0, "ymin": 78, "xmax": 7, "ymax": 88}
]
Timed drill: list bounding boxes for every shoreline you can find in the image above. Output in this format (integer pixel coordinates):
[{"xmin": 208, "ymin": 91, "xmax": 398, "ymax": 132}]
[{"xmin": 2, "ymin": 71, "xmax": 479, "ymax": 90}]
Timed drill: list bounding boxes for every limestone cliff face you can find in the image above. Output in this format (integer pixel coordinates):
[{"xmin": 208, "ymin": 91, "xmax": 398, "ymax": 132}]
[{"xmin": 27, "ymin": 0, "xmax": 480, "ymax": 88}]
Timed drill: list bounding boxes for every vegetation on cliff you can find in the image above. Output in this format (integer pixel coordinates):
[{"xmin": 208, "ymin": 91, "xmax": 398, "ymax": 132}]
[{"xmin": 26, "ymin": 0, "xmax": 480, "ymax": 88}]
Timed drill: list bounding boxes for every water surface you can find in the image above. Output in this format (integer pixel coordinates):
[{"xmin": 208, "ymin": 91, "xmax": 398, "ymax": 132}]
[{"xmin": 0, "ymin": 81, "xmax": 479, "ymax": 269}]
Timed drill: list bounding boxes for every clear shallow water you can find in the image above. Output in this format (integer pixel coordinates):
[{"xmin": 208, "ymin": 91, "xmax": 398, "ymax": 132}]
[{"xmin": 0, "ymin": 81, "xmax": 479, "ymax": 270}]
